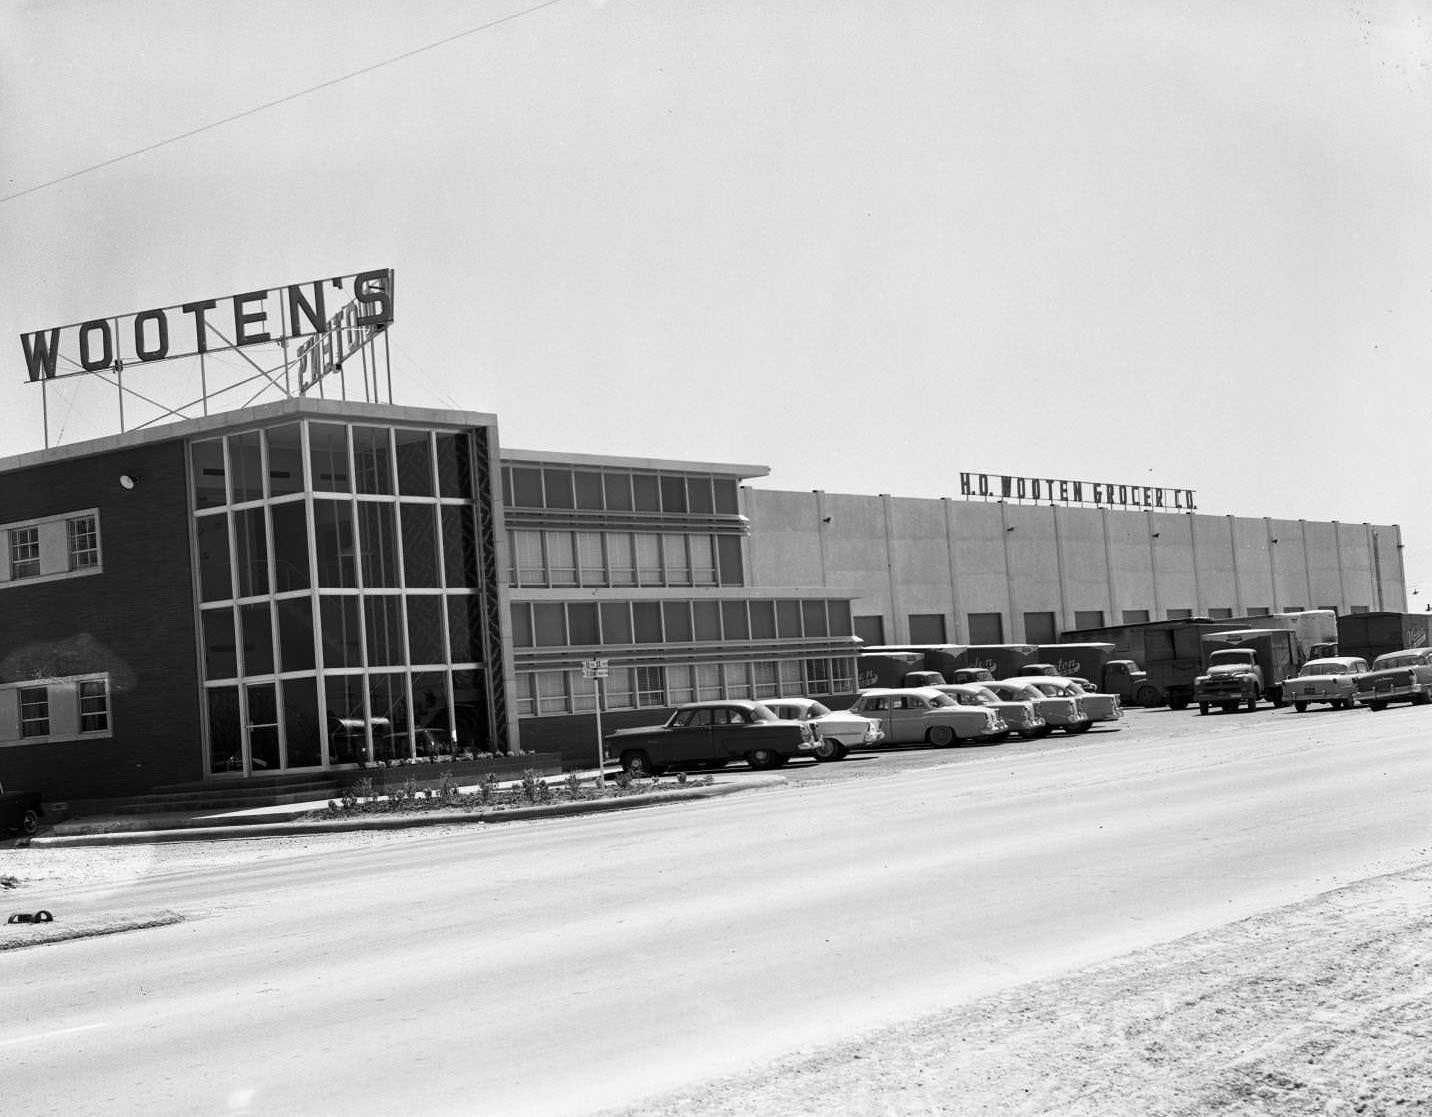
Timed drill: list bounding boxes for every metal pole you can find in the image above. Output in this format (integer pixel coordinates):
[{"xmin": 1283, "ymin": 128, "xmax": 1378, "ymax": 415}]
[{"xmin": 593, "ymin": 670, "xmax": 606, "ymax": 783}]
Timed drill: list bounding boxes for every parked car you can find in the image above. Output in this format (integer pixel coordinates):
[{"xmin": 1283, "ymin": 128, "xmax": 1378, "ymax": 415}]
[
  {"xmin": 1354, "ymin": 649, "xmax": 1432, "ymax": 711},
  {"xmin": 604, "ymin": 700, "xmax": 816, "ymax": 775},
  {"xmin": 761, "ymin": 697, "xmax": 884, "ymax": 761},
  {"xmin": 933, "ymin": 683, "xmax": 1048, "ymax": 739},
  {"xmin": 0, "ymin": 783, "xmax": 43, "ymax": 836},
  {"xmin": 986, "ymin": 679, "xmax": 1090, "ymax": 734},
  {"xmin": 847, "ymin": 687, "xmax": 1007, "ymax": 747},
  {"xmin": 1283, "ymin": 657, "xmax": 1370, "ymax": 712},
  {"xmin": 1016, "ymin": 675, "xmax": 1123, "ymax": 728}
]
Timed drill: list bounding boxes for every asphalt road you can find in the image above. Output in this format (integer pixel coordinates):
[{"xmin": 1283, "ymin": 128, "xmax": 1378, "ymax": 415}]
[{"xmin": 4, "ymin": 704, "xmax": 1430, "ymax": 1116}]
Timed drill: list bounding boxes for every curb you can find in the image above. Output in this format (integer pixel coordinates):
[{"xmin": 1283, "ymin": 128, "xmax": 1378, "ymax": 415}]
[
  {"xmin": 0, "ymin": 911, "xmax": 186, "ymax": 951},
  {"xmin": 29, "ymin": 776, "xmax": 787, "ymax": 847}
]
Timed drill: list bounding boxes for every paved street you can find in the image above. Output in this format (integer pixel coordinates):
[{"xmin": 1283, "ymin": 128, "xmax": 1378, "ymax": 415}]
[{"xmin": 4, "ymin": 704, "xmax": 1430, "ymax": 1116}]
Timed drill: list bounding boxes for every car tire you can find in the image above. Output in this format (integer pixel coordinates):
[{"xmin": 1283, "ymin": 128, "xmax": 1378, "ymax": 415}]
[
  {"xmin": 981, "ymin": 731, "xmax": 1012, "ymax": 744},
  {"xmin": 1245, "ymin": 691, "xmax": 1259, "ymax": 712},
  {"xmin": 1017, "ymin": 726, "xmax": 1045, "ymax": 739},
  {"xmin": 1415, "ymin": 691, "xmax": 1432, "ymax": 706},
  {"xmin": 1198, "ymin": 703, "xmax": 1209, "ymax": 715},
  {"xmin": 620, "ymin": 750, "xmax": 659, "ymax": 777},
  {"xmin": 1063, "ymin": 721, "xmax": 1093, "ymax": 734},
  {"xmin": 812, "ymin": 739, "xmax": 849, "ymax": 762},
  {"xmin": 21, "ymin": 809, "xmax": 39, "ymax": 836},
  {"xmin": 747, "ymin": 747, "xmax": 783, "ymax": 770},
  {"xmin": 1368, "ymin": 700, "xmax": 1387, "ymax": 711},
  {"xmin": 1341, "ymin": 698, "xmax": 1357, "ymax": 710},
  {"xmin": 927, "ymin": 725, "xmax": 955, "ymax": 747},
  {"xmin": 1293, "ymin": 701, "xmax": 1308, "ymax": 713},
  {"xmin": 1135, "ymin": 685, "xmax": 1162, "ymax": 708}
]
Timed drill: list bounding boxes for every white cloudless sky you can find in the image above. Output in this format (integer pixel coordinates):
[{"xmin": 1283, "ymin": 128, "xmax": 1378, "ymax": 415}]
[{"xmin": 3, "ymin": 1, "xmax": 1431, "ymax": 593}]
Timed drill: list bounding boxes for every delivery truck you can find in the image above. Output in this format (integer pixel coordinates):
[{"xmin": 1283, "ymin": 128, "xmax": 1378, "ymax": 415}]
[
  {"xmin": 1192, "ymin": 628, "xmax": 1303, "ymax": 713},
  {"xmin": 1336, "ymin": 612, "xmax": 1432, "ymax": 665},
  {"xmin": 1231, "ymin": 609, "xmax": 1338, "ymax": 661},
  {"xmin": 1058, "ymin": 618, "xmax": 1245, "ymax": 709},
  {"xmin": 1033, "ymin": 643, "xmax": 1151, "ymax": 705}
]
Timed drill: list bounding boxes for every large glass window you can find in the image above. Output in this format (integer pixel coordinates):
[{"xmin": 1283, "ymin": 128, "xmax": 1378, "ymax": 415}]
[
  {"xmin": 442, "ymin": 505, "xmax": 479, "ymax": 587},
  {"xmin": 309, "ymin": 424, "xmax": 350, "ymax": 493},
  {"xmin": 314, "ymin": 501, "xmax": 357, "ymax": 588},
  {"xmin": 265, "ymin": 424, "xmax": 305, "ymax": 498},
  {"xmin": 365, "ymin": 596, "xmax": 405, "ymax": 667},
  {"xmin": 233, "ymin": 508, "xmax": 269, "ymax": 597},
  {"xmin": 353, "ymin": 426, "xmax": 394, "ymax": 495},
  {"xmin": 436, "ymin": 433, "xmax": 473, "ymax": 499},
  {"xmin": 449, "ymin": 594, "xmax": 480, "ymax": 662},
  {"xmin": 271, "ymin": 503, "xmax": 311, "ymax": 592},
  {"xmin": 277, "ymin": 598, "xmax": 316, "ymax": 673},
  {"xmin": 240, "ymin": 602, "xmax": 275, "ymax": 676},
  {"xmin": 230, "ymin": 430, "xmax": 265, "ymax": 503},
  {"xmin": 394, "ymin": 429, "xmax": 434, "ymax": 497},
  {"xmin": 358, "ymin": 502, "xmax": 400, "ymax": 588},
  {"xmin": 282, "ymin": 677, "xmax": 323, "ymax": 767},
  {"xmin": 407, "ymin": 595, "xmax": 446, "ymax": 665},
  {"xmin": 208, "ymin": 687, "xmax": 242, "ymax": 773},
  {"xmin": 320, "ymin": 596, "xmax": 363, "ymax": 668},
  {"xmin": 399, "ymin": 504, "xmax": 440, "ymax": 587},
  {"xmin": 191, "ymin": 439, "xmax": 227, "ymax": 508},
  {"xmin": 196, "ymin": 516, "xmax": 233, "ymax": 602},
  {"xmin": 600, "ymin": 602, "xmax": 632, "ymax": 644},
  {"xmin": 203, "ymin": 608, "xmax": 238, "ymax": 679}
]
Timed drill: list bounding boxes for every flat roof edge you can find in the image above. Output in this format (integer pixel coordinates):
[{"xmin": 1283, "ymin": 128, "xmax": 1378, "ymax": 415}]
[{"xmin": 0, "ymin": 399, "xmax": 500, "ymax": 473}]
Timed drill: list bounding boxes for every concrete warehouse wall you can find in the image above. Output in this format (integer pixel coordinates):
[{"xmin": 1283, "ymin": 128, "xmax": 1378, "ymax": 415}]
[{"xmin": 742, "ymin": 488, "xmax": 1406, "ymax": 645}]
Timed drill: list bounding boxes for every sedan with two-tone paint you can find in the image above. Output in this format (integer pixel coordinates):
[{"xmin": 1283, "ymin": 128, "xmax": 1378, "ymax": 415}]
[{"xmin": 847, "ymin": 687, "xmax": 1007, "ymax": 747}]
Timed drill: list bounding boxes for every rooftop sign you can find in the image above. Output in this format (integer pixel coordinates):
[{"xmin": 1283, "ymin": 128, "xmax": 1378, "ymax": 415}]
[
  {"xmin": 20, "ymin": 268, "xmax": 393, "ymax": 382},
  {"xmin": 960, "ymin": 471, "xmax": 1196, "ymax": 511}
]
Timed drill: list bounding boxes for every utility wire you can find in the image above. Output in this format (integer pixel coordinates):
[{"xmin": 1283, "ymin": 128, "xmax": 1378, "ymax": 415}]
[{"xmin": 0, "ymin": 0, "xmax": 571, "ymax": 204}]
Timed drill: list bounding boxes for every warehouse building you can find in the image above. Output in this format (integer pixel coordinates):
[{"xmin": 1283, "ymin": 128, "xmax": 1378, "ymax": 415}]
[{"xmin": 742, "ymin": 489, "xmax": 1405, "ymax": 646}]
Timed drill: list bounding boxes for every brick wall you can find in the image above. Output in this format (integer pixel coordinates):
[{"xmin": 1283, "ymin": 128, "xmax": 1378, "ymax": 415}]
[{"xmin": 0, "ymin": 440, "xmax": 204, "ymax": 799}]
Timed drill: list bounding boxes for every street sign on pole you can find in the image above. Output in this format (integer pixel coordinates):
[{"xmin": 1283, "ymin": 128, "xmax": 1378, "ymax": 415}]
[{"xmin": 581, "ymin": 659, "xmax": 610, "ymax": 779}]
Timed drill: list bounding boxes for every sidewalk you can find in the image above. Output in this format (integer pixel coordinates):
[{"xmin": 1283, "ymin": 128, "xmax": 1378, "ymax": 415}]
[{"xmin": 29, "ymin": 769, "xmax": 787, "ymax": 847}]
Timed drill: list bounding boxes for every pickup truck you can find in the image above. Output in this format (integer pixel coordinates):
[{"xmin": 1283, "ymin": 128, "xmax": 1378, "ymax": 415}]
[
  {"xmin": 1353, "ymin": 649, "xmax": 1432, "ymax": 711},
  {"xmin": 0, "ymin": 784, "xmax": 44, "ymax": 836},
  {"xmin": 604, "ymin": 700, "xmax": 816, "ymax": 775}
]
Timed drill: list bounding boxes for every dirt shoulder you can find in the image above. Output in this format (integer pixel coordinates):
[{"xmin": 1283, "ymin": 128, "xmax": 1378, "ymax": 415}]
[{"xmin": 610, "ymin": 861, "xmax": 1432, "ymax": 1116}]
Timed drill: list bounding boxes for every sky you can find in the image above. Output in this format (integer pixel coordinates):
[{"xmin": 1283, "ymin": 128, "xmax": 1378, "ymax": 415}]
[{"xmin": 2, "ymin": 0, "xmax": 1431, "ymax": 591}]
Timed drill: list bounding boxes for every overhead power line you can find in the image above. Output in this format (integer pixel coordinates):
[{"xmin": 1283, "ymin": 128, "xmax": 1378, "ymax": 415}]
[{"xmin": 0, "ymin": 0, "xmax": 571, "ymax": 205}]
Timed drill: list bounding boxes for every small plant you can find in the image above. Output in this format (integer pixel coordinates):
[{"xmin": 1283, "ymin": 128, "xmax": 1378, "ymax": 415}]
[
  {"xmin": 564, "ymin": 771, "xmax": 583, "ymax": 799},
  {"xmin": 478, "ymin": 770, "xmax": 499, "ymax": 805}
]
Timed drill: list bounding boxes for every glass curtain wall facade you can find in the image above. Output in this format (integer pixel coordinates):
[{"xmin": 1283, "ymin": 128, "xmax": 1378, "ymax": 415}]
[
  {"xmin": 503, "ymin": 459, "xmax": 861, "ymax": 720},
  {"xmin": 191, "ymin": 419, "xmax": 504, "ymax": 776}
]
